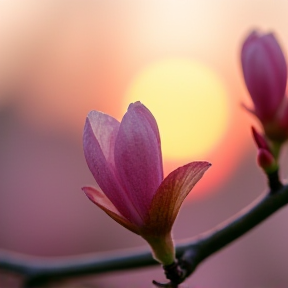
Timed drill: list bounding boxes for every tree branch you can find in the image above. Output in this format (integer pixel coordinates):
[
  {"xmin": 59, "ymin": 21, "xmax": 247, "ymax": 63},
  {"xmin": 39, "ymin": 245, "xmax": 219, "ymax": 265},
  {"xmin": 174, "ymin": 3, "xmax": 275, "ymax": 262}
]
[
  {"xmin": 1, "ymin": 182, "xmax": 287, "ymax": 287},
  {"xmin": 181, "ymin": 182, "xmax": 288, "ymax": 278}
]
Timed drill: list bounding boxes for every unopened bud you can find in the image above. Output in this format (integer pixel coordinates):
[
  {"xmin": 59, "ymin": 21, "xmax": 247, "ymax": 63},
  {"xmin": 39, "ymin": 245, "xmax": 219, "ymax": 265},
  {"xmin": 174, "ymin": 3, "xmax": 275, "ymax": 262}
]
[
  {"xmin": 257, "ymin": 148, "xmax": 278, "ymax": 173},
  {"xmin": 252, "ymin": 126, "xmax": 270, "ymax": 151}
]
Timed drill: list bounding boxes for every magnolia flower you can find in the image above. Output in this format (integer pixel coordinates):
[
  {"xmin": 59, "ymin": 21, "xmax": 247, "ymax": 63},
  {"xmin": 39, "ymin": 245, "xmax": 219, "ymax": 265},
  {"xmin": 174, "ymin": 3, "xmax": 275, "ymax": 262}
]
[
  {"xmin": 241, "ymin": 31, "xmax": 288, "ymax": 143},
  {"xmin": 82, "ymin": 102, "xmax": 210, "ymax": 265}
]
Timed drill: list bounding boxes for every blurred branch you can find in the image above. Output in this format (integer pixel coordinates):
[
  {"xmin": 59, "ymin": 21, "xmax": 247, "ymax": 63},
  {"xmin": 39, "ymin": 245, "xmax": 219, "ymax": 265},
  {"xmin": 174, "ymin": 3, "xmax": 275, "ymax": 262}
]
[
  {"xmin": 180, "ymin": 175, "xmax": 287, "ymax": 281},
  {"xmin": 1, "ymin": 178, "xmax": 287, "ymax": 287},
  {"xmin": 0, "ymin": 246, "xmax": 159, "ymax": 287}
]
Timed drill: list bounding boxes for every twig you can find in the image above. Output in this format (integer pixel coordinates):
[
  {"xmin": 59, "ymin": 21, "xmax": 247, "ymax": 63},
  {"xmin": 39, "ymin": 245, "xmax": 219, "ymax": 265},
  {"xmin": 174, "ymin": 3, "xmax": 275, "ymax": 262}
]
[{"xmin": 0, "ymin": 181, "xmax": 287, "ymax": 287}]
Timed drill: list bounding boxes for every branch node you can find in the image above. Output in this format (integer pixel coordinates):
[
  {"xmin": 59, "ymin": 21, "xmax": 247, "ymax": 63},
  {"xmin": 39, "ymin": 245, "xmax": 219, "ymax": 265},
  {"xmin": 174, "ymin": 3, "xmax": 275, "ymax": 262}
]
[
  {"xmin": 267, "ymin": 170, "xmax": 283, "ymax": 192},
  {"xmin": 153, "ymin": 260, "xmax": 186, "ymax": 287}
]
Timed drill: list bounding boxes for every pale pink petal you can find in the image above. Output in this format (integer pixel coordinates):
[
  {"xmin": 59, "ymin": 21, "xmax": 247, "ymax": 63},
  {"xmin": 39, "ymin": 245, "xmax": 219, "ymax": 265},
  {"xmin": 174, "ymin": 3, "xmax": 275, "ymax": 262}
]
[
  {"xmin": 143, "ymin": 162, "xmax": 211, "ymax": 236},
  {"xmin": 82, "ymin": 186, "xmax": 140, "ymax": 234},
  {"xmin": 83, "ymin": 114, "xmax": 143, "ymax": 226},
  {"xmin": 114, "ymin": 102, "xmax": 163, "ymax": 220},
  {"xmin": 86, "ymin": 111, "xmax": 119, "ymax": 168}
]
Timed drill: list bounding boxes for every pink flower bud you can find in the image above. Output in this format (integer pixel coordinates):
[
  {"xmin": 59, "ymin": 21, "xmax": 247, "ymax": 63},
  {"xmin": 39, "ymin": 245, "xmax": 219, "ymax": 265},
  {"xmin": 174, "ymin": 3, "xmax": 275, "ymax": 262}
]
[
  {"xmin": 251, "ymin": 126, "xmax": 271, "ymax": 151},
  {"xmin": 257, "ymin": 148, "xmax": 278, "ymax": 173},
  {"xmin": 251, "ymin": 127, "xmax": 278, "ymax": 173},
  {"xmin": 82, "ymin": 101, "xmax": 211, "ymax": 265},
  {"xmin": 241, "ymin": 31, "xmax": 288, "ymax": 143}
]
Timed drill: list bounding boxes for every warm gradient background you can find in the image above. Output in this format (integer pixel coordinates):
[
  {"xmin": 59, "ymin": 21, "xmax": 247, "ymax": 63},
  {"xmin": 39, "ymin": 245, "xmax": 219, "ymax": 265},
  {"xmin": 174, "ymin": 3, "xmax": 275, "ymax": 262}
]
[{"xmin": 1, "ymin": 1, "xmax": 288, "ymax": 287}]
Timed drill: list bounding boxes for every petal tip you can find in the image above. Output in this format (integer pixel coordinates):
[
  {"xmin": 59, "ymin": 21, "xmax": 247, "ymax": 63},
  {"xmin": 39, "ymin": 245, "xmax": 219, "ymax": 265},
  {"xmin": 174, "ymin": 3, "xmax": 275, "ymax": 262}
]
[
  {"xmin": 128, "ymin": 101, "xmax": 142, "ymax": 110},
  {"xmin": 197, "ymin": 161, "xmax": 212, "ymax": 168},
  {"xmin": 81, "ymin": 186, "xmax": 94, "ymax": 202},
  {"xmin": 82, "ymin": 186, "xmax": 102, "ymax": 206}
]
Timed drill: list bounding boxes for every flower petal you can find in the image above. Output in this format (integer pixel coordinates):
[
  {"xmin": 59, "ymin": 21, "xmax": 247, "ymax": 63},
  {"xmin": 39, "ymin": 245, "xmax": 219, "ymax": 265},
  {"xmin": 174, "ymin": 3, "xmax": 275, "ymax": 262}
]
[
  {"xmin": 114, "ymin": 102, "xmax": 163, "ymax": 220},
  {"xmin": 82, "ymin": 186, "xmax": 140, "ymax": 234},
  {"xmin": 143, "ymin": 161, "xmax": 211, "ymax": 235},
  {"xmin": 261, "ymin": 33, "xmax": 287, "ymax": 97},
  {"xmin": 251, "ymin": 126, "xmax": 271, "ymax": 151},
  {"xmin": 86, "ymin": 111, "xmax": 120, "ymax": 168},
  {"xmin": 83, "ymin": 111, "xmax": 142, "ymax": 226}
]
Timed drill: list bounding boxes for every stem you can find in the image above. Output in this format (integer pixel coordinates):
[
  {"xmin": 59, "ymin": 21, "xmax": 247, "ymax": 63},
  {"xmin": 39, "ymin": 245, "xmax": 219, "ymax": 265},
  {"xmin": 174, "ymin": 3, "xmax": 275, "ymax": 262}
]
[
  {"xmin": 181, "ymin": 183, "xmax": 288, "ymax": 278},
  {"xmin": 267, "ymin": 169, "xmax": 283, "ymax": 192},
  {"xmin": 0, "ymin": 184, "xmax": 287, "ymax": 287},
  {"xmin": 271, "ymin": 141, "xmax": 282, "ymax": 160}
]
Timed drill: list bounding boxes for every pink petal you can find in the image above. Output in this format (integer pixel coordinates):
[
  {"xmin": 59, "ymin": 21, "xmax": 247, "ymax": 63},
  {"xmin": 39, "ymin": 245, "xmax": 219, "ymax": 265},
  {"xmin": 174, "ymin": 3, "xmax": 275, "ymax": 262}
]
[
  {"xmin": 114, "ymin": 102, "xmax": 163, "ymax": 220},
  {"xmin": 241, "ymin": 32, "xmax": 287, "ymax": 122},
  {"xmin": 86, "ymin": 111, "xmax": 120, "ymax": 168},
  {"xmin": 83, "ymin": 112, "xmax": 142, "ymax": 226},
  {"xmin": 261, "ymin": 33, "xmax": 287, "ymax": 96},
  {"xmin": 251, "ymin": 126, "xmax": 271, "ymax": 151},
  {"xmin": 82, "ymin": 186, "xmax": 140, "ymax": 234},
  {"xmin": 143, "ymin": 162, "xmax": 211, "ymax": 236},
  {"xmin": 277, "ymin": 97, "xmax": 288, "ymax": 131},
  {"xmin": 257, "ymin": 148, "xmax": 276, "ymax": 171}
]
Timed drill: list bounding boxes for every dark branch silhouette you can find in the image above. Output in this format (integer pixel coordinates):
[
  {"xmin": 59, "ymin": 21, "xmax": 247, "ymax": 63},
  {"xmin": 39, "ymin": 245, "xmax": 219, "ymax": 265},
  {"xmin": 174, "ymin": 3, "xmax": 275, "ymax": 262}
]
[{"xmin": 0, "ymin": 171, "xmax": 287, "ymax": 287}]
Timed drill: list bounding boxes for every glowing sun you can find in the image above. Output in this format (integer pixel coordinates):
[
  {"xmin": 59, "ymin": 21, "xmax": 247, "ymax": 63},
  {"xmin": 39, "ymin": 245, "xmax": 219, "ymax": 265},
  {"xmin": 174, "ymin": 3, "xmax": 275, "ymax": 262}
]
[{"xmin": 123, "ymin": 58, "xmax": 230, "ymax": 161}]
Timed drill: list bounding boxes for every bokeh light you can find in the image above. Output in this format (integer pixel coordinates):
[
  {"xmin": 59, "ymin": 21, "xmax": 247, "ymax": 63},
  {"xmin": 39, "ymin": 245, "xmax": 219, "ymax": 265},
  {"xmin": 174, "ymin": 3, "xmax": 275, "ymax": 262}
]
[{"xmin": 124, "ymin": 58, "xmax": 230, "ymax": 160}]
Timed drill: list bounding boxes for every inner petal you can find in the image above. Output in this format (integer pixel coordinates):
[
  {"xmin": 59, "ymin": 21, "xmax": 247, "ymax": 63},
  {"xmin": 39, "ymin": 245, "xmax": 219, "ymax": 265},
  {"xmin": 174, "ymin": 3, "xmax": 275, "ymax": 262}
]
[{"xmin": 114, "ymin": 102, "xmax": 163, "ymax": 219}]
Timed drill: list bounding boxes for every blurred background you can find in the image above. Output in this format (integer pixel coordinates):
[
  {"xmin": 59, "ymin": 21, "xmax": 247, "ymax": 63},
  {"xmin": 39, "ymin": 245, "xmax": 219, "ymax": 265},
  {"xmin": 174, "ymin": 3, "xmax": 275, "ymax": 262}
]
[{"xmin": 1, "ymin": 1, "xmax": 288, "ymax": 287}]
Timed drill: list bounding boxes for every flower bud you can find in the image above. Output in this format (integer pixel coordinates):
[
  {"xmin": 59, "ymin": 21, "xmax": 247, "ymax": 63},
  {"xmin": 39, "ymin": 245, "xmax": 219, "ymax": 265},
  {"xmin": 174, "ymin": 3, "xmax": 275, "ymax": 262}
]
[
  {"xmin": 241, "ymin": 31, "xmax": 287, "ymax": 124},
  {"xmin": 257, "ymin": 148, "xmax": 278, "ymax": 174},
  {"xmin": 251, "ymin": 127, "xmax": 278, "ymax": 173},
  {"xmin": 251, "ymin": 126, "xmax": 270, "ymax": 151}
]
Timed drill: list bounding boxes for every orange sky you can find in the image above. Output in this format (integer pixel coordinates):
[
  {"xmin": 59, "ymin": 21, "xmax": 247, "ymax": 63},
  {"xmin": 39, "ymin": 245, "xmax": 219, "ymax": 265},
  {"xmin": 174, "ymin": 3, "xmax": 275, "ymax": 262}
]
[{"xmin": 1, "ymin": 0, "xmax": 288, "ymax": 196}]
